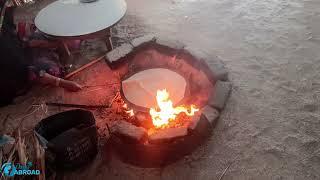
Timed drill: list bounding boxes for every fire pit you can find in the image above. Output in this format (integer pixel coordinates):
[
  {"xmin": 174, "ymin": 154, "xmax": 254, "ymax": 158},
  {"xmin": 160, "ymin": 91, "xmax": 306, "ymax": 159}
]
[{"xmin": 104, "ymin": 35, "xmax": 232, "ymax": 167}]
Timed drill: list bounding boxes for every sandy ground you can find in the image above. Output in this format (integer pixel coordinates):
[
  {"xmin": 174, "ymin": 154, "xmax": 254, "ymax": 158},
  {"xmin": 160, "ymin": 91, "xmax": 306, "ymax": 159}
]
[
  {"xmin": 109, "ymin": 0, "xmax": 320, "ymax": 179},
  {"xmin": 2, "ymin": 0, "xmax": 320, "ymax": 179}
]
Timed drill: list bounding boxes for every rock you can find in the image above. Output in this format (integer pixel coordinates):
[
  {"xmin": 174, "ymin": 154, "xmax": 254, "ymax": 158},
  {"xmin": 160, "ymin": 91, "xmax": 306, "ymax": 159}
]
[
  {"xmin": 156, "ymin": 37, "xmax": 185, "ymax": 49},
  {"xmin": 187, "ymin": 113, "xmax": 211, "ymax": 136},
  {"xmin": 134, "ymin": 112, "xmax": 154, "ymax": 129},
  {"xmin": 188, "ymin": 114, "xmax": 202, "ymax": 131},
  {"xmin": 188, "ymin": 107, "xmax": 219, "ymax": 134},
  {"xmin": 185, "ymin": 46, "xmax": 228, "ymax": 82},
  {"xmin": 208, "ymin": 81, "xmax": 232, "ymax": 111},
  {"xmin": 149, "ymin": 127, "xmax": 188, "ymax": 144},
  {"xmin": 201, "ymin": 106, "xmax": 220, "ymax": 126},
  {"xmin": 111, "ymin": 120, "xmax": 147, "ymax": 143},
  {"xmin": 131, "ymin": 35, "xmax": 156, "ymax": 48},
  {"xmin": 106, "ymin": 43, "xmax": 133, "ymax": 63},
  {"xmin": 202, "ymin": 59, "xmax": 229, "ymax": 82},
  {"xmin": 184, "ymin": 46, "xmax": 208, "ymax": 60}
]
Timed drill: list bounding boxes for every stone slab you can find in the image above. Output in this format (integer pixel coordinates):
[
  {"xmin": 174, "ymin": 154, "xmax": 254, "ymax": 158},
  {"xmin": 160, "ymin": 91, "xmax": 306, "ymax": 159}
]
[
  {"xmin": 201, "ymin": 106, "xmax": 220, "ymax": 126},
  {"xmin": 187, "ymin": 114, "xmax": 201, "ymax": 131},
  {"xmin": 202, "ymin": 59, "xmax": 229, "ymax": 82},
  {"xmin": 188, "ymin": 107, "xmax": 219, "ymax": 135},
  {"xmin": 131, "ymin": 35, "xmax": 156, "ymax": 48},
  {"xmin": 156, "ymin": 37, "xmax": 185, "ymax": 50},
  {"xmin": 106, "ymin": 43, "xmax": 133, "ymax": 63},
  {"xmin": 134, "ymin": 112, "xmax": 153, "ymax": 129},
  {"xmin": 208, "ymin": 81, "xmax": 232, "ymax": 110},
  {"xmin": 185, "ymin": 46, "xmax": 228, "ymax": 82},
  {"xmin": 187, "ymin": 113, "xmax": 210, "ymax": 136},
  {"xmin": 111, "ymin": 120, "xmax": 147, "ymax": 143},
  {"xmin": 148, "ymin": 127, "xmax": 188, "ymax": 144}
]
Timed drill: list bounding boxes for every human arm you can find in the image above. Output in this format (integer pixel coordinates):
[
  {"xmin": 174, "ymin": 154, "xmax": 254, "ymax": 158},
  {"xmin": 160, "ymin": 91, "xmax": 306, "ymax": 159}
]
[{"xmin": 38, "ymin": 71, "xmax": 82, "ymax": 91}]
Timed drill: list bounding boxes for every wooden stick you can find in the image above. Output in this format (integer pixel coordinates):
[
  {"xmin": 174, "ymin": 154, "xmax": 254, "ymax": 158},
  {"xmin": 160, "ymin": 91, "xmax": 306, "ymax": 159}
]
[
  {"xmin": 45, "ymin": 102, "xmax": 110, "ymax": 109},
  {"xmin": 218, "ymin": 154, "xmax": 239, "ymax": 180},
  {"xmin": 15, "ymin": 105, "xmax": 42, "ymax": 132},
  {"xmin": 0, "ymin": 141, "xmax": 16, "ymax": 180},
  {"xmin": 34, "ymin": 135, "xmax": 41, "ymax": 175},
  {"xmin": 0, "ymin": 114, "xmax": 10, "ymax": 136},
  {"xmin": 62, "ymin": 41, "xmax": 71, "ymax": 57},
  {"xmin": 6, "ymin": 141, "xmax": 16, "ymax": 166},
  {"xmin": 218, "ymin": 162, "xmax": 232, "ymax": 180},
  {"xmin": 109, "ymin": 92, "xmax": 120, "ymax": 107},
  {"xmin": 82, "ymin": 82, "xmax": 119, "ymax": 88},
  {"xmin": 7, "ymin": 144, "xmax": 15, "ymax": 162},
  {"xmin": 39, "ymin": 147, "xmax": 45, "ymax": 180},
  {"xmin": 65, "ymin": 55, "xmax": 106, "ymax": 79},
  {"xmin": 0, "ymin": 149, "xmax": 2, "ymax": 169},
  {"xmin": 34, "ymin": 134, "xmax": 46, "ymax": 180},
  {"xmin": 16, "ymin": 129, "xmax": 27, "ymax": 165}
]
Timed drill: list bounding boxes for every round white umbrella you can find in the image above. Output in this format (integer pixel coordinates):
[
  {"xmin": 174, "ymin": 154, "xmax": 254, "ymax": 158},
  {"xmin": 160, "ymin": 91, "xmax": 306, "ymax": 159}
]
[{"xmin": 35, "ymin": 0, "xmax": 127, "ymax": 37}]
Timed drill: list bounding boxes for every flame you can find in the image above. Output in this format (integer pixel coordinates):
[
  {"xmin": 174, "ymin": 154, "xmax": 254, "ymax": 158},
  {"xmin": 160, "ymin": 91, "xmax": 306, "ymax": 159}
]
[{"xmin": 150, "ymin": 89, "xmax": 199, "ymax": 128}]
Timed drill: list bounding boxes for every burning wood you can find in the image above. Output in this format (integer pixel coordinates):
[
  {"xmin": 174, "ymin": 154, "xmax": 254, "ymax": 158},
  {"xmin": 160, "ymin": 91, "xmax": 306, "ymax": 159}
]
[
  {"xmin": 149, "ymin": 89, "xmax": 199, "ymax": 128},
  {"xmin": 17, "ymin": 130, "xmax": 27, "ymax": 166}
]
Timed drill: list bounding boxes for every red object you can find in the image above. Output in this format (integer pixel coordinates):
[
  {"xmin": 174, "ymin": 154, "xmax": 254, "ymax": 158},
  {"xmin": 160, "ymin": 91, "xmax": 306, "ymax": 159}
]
[
  {"xmin": 17, "ymin": 22, "xmax": 26, "ymax": 39},
  {"xmin": 17, "ymin": 22, "xmax": 36, "ymax": 40}
]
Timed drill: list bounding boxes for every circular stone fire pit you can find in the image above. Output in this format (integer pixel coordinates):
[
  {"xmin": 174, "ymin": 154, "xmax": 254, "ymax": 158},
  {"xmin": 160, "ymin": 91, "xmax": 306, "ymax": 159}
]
[{"xmin": 105, "ymin": 35, "xmax": 232, "ymax": 167}]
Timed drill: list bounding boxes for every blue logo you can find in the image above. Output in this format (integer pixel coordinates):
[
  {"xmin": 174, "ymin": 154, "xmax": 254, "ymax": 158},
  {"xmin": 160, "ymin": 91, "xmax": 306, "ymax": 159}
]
[{"xmin": 1, "ymin": 162, "xmax": 40, "ymax": 177}]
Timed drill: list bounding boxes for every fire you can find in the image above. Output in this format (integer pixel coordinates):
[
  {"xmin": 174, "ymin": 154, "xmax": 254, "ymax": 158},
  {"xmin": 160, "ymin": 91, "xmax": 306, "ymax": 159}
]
[
  {"xmin": 123, "ymin": 104, "xmax": 135, "ymax": 117},
  {"xmin": 126, "ymin": 109, "xmax": 135, "ymax": 117},
  {"xmin": 150, "ymin": 89, "xmax": 199, "ymax": 128}
]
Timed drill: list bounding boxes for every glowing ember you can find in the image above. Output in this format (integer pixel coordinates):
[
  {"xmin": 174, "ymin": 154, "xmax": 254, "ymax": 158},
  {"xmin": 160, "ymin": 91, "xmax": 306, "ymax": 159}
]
[
  {"xmin": 123, "ymin": 104, "xmax": 135, "ymax": 117},
  {"xmin": 150, "ymin": 89, "xmax": 199, "ymax": 128},
  {"xmin": 126, "ymin": 109, "xmax": 135, "ymax": 117}
]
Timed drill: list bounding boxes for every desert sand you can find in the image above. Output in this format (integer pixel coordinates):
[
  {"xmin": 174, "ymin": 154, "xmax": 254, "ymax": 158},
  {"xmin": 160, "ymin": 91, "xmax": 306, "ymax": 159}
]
[{"xmin": 2, "ymin": 0, "xmax": 320, "ymax": 179}]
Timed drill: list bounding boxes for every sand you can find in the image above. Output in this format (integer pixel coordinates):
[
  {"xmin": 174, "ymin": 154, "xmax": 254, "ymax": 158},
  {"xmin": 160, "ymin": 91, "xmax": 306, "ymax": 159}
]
[
  {"xmin": 2, "ymin": 0, "xmax": 320, "ymax": 179},
  {"xmin": 106, "ymin": 0, "xmax": 320, "ymax": 179}
]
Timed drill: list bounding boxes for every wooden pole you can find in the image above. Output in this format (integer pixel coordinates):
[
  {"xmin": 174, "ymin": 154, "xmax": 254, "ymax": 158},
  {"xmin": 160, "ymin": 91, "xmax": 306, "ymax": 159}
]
[
  {"xmin": 45, "ymin": 102, "xmax": 110, "ymax": 109},
  {"xmin": 64, "ymin": 55, "xmax": 106, "ymax": 79}
]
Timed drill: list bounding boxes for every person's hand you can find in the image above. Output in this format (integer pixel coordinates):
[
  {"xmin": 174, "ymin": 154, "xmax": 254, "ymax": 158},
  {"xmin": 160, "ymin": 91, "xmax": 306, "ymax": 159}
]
[
  {"xmin": 37, "ymin": 72, "xmax": 82, "ymax": 91},
  {"xmin": 63, "ymin": 81, "xmax": 83, "ymax": 92}
]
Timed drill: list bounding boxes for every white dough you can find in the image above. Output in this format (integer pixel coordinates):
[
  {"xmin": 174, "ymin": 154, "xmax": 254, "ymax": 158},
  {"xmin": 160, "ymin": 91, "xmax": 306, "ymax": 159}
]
[{"xmin": 122, "ymin": 68, "xmax": 187, "ymax": 109}]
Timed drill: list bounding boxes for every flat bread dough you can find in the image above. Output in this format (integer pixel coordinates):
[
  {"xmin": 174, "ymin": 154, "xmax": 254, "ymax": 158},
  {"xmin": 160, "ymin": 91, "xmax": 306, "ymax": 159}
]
[{"xmin": 122, "ymin": 68, "xmax": 186, "ymax": 109}]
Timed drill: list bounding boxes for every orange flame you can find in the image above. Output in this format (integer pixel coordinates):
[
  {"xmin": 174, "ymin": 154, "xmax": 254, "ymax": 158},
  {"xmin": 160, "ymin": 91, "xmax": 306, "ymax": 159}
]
[{"xmin": 150, "ymin": 89, "xmax": 199, "ymax": 128}]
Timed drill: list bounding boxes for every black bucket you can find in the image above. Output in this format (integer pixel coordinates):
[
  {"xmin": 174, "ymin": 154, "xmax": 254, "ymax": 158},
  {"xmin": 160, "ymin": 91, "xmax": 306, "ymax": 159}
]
[{"xmin": 35, "ymin": 109, "xmax": 98, "ymax": 170}]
